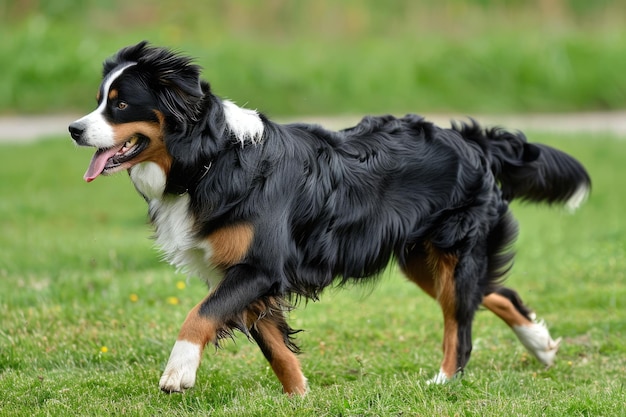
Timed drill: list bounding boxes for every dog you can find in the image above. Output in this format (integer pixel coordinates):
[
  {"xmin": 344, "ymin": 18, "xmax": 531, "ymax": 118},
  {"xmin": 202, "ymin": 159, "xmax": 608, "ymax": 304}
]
[{"xmin": 69, "ymin": 42, "xmax": 590, "ymax": 394}]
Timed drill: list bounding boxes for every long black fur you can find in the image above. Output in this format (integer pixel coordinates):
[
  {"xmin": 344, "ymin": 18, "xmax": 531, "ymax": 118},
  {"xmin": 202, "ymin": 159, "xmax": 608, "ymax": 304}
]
[{"xmin": 104, "ymin": 42, "xmax": 591, "ymax": 373}]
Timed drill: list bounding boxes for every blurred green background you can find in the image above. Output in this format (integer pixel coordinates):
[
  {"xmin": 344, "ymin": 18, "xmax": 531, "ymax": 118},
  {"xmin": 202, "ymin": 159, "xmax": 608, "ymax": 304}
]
[
  {"xmin": 2, "ymin": 3, "xmax": 625, "ymax": 415},
  {"xmin": 1, "ymin": 0, "xmax": 625, "ymax": 116}
]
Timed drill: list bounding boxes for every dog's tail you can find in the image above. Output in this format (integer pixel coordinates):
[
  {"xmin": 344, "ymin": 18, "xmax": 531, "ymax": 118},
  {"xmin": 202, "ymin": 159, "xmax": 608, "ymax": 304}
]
[{"xmin": 456, "ymin": 121, "xmax": 591, "ymax": 209}]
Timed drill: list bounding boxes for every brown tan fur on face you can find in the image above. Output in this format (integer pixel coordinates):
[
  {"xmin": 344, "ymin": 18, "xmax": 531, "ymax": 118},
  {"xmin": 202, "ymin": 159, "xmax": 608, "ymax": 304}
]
[
  {"xmin": 112, "ymin": 121, "xmax": 161, "ymax": 144},
  {"xmin": 111, "ymin": 111, "xmax": 172, "ymax": 175},
  {"xmin": 207, "ymin": 223, "xmax": 255, "ymax": 269},
  {"xmin": 108, "ymin": 89, "xmax": 118, "ymax": 101}
]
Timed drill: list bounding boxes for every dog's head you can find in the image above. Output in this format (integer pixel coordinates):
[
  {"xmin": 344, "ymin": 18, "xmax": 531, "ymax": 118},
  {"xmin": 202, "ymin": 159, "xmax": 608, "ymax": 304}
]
[{"xmin": 69, "ymin": 41, "xmax": 205, "ymax": 183}]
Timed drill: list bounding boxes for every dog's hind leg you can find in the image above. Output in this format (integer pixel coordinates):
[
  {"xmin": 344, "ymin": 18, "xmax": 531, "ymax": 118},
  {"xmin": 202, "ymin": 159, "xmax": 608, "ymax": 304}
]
[
  {"xmin": 246, "ymin": 305, "xmax": 308, "ymax": 396},
  {"xmin": 403, "ymin": 245, "xmax": 561, "ymax": 376},
  {"xmin": 401, "ymin": 247, "xmax": 436, "ymax": 298},
  {"xmin": 402, "ymin": 243, "xmax": 476, "ymax": 383},
  {"xmin": 483, "ymin": 287, "xmax": 561, "ymax": 366}
]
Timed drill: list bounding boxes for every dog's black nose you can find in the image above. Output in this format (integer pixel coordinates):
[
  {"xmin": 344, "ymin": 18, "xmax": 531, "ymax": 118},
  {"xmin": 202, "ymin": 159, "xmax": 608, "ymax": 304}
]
[{"xmin": 68, "ymin": 122, "xmax": 84, "ymax": 142}]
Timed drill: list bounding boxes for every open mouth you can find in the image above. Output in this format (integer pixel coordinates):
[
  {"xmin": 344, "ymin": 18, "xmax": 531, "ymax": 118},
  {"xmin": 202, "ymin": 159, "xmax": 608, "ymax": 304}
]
[{"xmin": 84, "ymin": 135, "xmax": 149, "ymax": 182}]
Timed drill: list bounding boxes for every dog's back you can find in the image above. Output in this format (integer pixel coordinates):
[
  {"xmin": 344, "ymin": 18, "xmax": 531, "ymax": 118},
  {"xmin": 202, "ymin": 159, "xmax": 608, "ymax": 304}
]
[{"xmin": 273, "ymin": 115, "xmax": 502, "ymax": 293}]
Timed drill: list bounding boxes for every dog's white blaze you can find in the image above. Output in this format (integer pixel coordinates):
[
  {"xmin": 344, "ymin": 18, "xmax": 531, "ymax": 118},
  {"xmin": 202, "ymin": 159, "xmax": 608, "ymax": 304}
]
[
  {"xmin": 513, "ymin": 320, "xmax": 562, "ymax": 367},
  {"xmin": 159, "ymin": 340, "xmax": 202, "ymax": 392},
  {"xmin": 566, "ymin": 184, "xmax": 590, "ymax": 212},
  {"xmin": 72, "ymin": 63, "xmax": 136, "ymax": 148},
  {"xmin": 222, "ymin": 100, "xmax": 264, "ymax": 146}
]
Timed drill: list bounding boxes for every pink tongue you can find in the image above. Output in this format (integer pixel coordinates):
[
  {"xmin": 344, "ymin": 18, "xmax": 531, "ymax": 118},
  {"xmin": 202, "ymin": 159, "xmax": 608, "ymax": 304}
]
[{"xmin": 84, "ymin": 147, "xmax": 121, "ymax": 182}]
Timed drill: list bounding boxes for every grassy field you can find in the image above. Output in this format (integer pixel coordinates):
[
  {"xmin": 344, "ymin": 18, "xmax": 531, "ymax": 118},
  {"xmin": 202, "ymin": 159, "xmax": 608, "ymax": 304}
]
[
  {"xmin": 2, "ymin": 0, "xmax": 626, "ymax": 116},
  {"xmin": 0, "ymin": 130, "xmax": 624, "ymax": 416}
]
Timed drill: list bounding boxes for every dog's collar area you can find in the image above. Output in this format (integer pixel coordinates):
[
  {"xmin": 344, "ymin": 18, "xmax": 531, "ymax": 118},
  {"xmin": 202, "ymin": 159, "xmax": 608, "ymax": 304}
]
[{"xmin": 165, "ymin": 160, "xmax": 213, "ymax": 195}]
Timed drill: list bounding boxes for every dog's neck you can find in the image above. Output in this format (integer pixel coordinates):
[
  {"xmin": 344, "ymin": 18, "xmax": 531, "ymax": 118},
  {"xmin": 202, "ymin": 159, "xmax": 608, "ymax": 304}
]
[{"xmin": 129, "ymin": 161, "xmax": 168, "ymax": 201}]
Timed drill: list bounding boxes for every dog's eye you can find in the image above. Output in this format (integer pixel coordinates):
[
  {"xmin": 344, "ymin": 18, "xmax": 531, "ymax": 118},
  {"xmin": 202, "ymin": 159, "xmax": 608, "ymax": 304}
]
[{"xmin": 117, "ymin": 101, "xmax": 128, "ymax": 110}]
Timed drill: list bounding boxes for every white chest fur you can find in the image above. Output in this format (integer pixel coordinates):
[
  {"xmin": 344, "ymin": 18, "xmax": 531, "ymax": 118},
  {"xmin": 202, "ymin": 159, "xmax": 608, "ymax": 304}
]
[{"xmin": 130, "ymin": 162, "xmax": 221, "ymax": 287}]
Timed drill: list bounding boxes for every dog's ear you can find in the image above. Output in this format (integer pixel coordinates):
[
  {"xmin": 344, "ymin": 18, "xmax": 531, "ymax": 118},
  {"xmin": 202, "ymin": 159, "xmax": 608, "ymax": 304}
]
[
  {"xmin": 103, "ymin": 41, "xmax": 150, "ymax": 77},
  {"xmin": 162, "ymin": 89, "xmax": 232, "ymax": 194},
  {"xmin": 150, "ymin": 52, "xmax": 204, "ymax": 124},
  {"xmin": 164, "ymin": 91, "xmax": 228, "ymax": 166},
  {"xmin": 107, "ymin": 42, "xmax": 205, "ymax": 124}
]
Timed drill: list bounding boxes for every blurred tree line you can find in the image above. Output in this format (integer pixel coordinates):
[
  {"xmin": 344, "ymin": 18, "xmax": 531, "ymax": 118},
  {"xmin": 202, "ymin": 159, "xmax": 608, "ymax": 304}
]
[{"xmin": 2, "ymin": 0, "xmax": 622, "ymax": 37}]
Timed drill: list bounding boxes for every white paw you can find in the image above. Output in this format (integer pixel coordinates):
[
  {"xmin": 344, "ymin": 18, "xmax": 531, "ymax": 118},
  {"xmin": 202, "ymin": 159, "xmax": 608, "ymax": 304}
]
[
  {"xmin": 159, "ymin": 340, "xmax": 202, "ymax": 393},
  {"xmin": 285, "ymin": 376, "xmax": 310, "ymax": 396},
  {"xmin": 513, "ymin": 319, "xmax": 562, "ymax": 367},
  {"xmin": 426, "ymin": 369, "xmax": 450, "ymax": 385}
]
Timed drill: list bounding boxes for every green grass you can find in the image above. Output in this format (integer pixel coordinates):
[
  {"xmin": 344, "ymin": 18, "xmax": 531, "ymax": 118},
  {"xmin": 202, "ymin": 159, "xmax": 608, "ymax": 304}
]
[
  {"xmin": 0, "ymin": 131, "xmax": 624, "ymax": 416},
  {"xmin": 2, "ymin": 0, "xmax": 626, "ymax": 116}
]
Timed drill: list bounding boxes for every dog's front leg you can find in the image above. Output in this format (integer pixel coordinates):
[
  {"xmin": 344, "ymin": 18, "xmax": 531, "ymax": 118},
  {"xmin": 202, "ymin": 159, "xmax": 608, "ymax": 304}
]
[
  {"xmin": 159, "ymin": 299, "xmax": 217, "ymax": 393},
  {"xmin": 159, "ymin": 265, "xmax": 276, "ymax": 393}
]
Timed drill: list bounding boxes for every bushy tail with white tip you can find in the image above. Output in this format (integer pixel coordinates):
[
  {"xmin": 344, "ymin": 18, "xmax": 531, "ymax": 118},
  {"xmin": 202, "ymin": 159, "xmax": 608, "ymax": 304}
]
[{"xmin": 454, "ymin": 121, "xmax": 591, "ymax": 209}]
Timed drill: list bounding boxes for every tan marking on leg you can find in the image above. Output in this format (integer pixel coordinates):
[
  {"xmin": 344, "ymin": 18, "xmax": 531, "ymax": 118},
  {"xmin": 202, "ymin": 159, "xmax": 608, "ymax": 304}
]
[
  {"xmin": 177, "ymin": 299, "xmax": 219, "ymax": 346},
  {"xmin": 207, "ymin": 223, "xmax": 254, "ymax": 268},
  {"xmin": 426, "ymin": 242, "xmax": 460, "ymax": 379},
  {"xmin": 483, "ymin": 292, "xmax": 532, "ymax": 328},
  {"xmin": 401, "ymin": 247, "xmax": 436, "ymax": 298},
  {"xmin": 253, "ymin": 317, "xmax": 307, "ymax": 395},
  {"xmin": 160, "ymin": 296, "xmax": 220, "ymax": 393},
  {"xmin": 402, "ymin": 243, "xmax": 459, "ymax": 379},
  {"xmin": 244, "ymin": 303, "xmax": 307, "ymax": 396}
]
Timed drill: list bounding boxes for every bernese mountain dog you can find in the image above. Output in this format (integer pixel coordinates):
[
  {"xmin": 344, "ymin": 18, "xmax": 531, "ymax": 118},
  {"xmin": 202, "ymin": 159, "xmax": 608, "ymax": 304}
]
[{"xmin": 69, "ymin": 42, "xmax": 590, "ymax": 394}]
